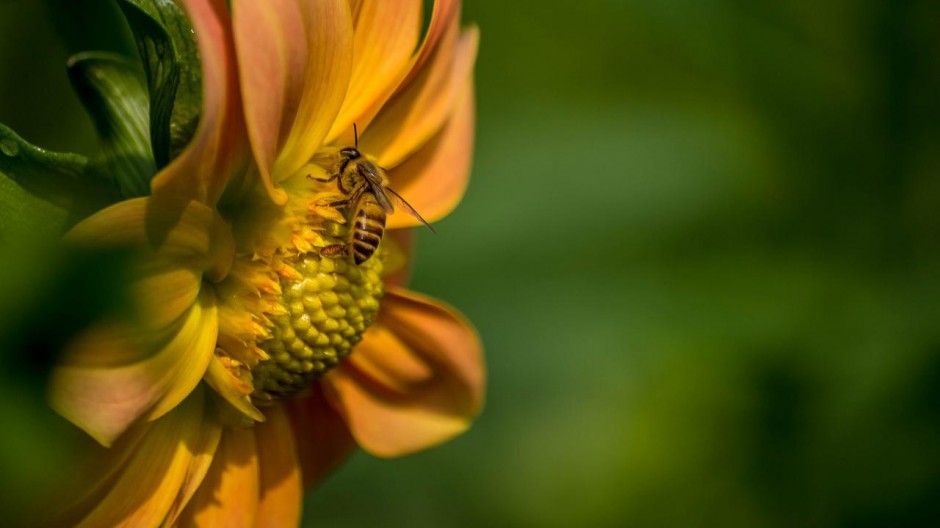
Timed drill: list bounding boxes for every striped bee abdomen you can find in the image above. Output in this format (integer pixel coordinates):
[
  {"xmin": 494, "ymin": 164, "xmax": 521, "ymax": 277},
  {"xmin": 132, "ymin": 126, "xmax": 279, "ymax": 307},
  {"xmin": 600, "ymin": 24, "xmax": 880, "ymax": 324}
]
[{"xmin": 351, "ymin": 193, "xmax": 387, "ymax": 265}]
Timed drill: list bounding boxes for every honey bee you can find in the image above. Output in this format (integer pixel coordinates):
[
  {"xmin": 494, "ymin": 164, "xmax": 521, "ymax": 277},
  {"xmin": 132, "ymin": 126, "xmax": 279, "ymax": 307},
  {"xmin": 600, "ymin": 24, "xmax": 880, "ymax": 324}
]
[{"xmin": 311, "ymin": 125, "xmax": 434, "ymax": 264}]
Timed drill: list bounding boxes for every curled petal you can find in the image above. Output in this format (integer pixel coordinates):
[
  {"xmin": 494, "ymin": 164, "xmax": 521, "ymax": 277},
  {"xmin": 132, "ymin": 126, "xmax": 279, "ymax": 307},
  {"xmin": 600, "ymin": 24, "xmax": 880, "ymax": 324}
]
[
  {"xmin": 327, "ymin": 0, "xmax": 422, "ymax": 143},
  {"xmin": 52, "ymin": 199, "xmax": 232, "ymax": 445},
  {"xmin": 233, "ymin": 0, "xmax": 353, "ymax": 201},
  {"xmin": 47, "ymin": 394, "xmax": 221, "ymax": 528},
  {"xmin": 286, "ymin": 384, "xmax": 356, "ymax": 489},
  {"xmin": 156, "ymin": 0, "xmax": 246, "ymax": 205},
  {"xmin": 255, "ymin": 406, "xmax": 303, "ymax": 527},
  {"xmin": 49, "ymin": 287, "xmax": 219, "ymax": 446},
  {"xmin": 385, "ymin": 76, "xmax": 475, "ymax": 228},
  {"xmin": 323, "ymin": 287, "xmax": 484, "ymax": 457},
  {"xmin": 178, "ymin": 427, "xmax": 260, "ymax": 527}
]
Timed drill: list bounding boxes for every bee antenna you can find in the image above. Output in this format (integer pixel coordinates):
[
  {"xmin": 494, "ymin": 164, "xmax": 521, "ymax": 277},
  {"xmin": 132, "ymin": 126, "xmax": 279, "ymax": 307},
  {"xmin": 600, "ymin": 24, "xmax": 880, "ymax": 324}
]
[{"xmin": 353, "ymin": 123, "xmax": 359, "ymax": 149}]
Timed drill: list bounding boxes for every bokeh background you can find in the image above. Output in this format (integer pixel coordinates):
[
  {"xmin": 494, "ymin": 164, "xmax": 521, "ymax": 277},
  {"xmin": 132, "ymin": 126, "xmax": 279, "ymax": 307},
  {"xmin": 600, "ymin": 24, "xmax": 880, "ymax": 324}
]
[{"xmin": 2, "ymin": 0, "xmax": 940, "ymax": 526}]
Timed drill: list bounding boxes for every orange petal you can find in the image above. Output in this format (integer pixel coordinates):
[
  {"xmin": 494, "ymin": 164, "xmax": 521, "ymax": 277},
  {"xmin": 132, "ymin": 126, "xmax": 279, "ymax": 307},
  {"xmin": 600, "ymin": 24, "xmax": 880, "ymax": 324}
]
[
  {"xmin": 384, "ymin": 75, "xmax": 475, "ymax": 228},
  {"xmin": 273, "ymin": 0, "xmax": 354, "ymax": 181},
  {"xmin": 286, "ymin": 384, "xmax": 356, "ymax": 489},
  {"xmin": 178, "ymin": 426, "xmax": 260, "ymax": 527},
  {"xmin": 255, "ymin": 406, "xmax": 303, "ymax": 527},
  {"xmin": 164, "ymin": 400, "xmax": 225, "ymax": 527},
  {"xmin": 363, "ymin": 15, "xmax": 478, "ymax": 168},
  {"xmin": 402, "ymin": 0, "xmax": 461, "ymax": 88},
  {"xmin": 49, "ymin": 287, "xmax": 219, "ymax": 446},
  {"xmin": 326, "ymin": 0, "xmax": 422, "ymax": 143},
  {"xmin": 323, "ymin": 286, "xmax": 484, "ymax": 457},
  {"xmin": 347, "ymin": 0, "xmax": 363, "ymax": 21},
  {"xmin": 156, "ymin": 0, "xmax": 246, "ymax": 205},
  {"xmin": 381, "ymin": 228, "xmax": 414, "ymax": 289},
  {"xmin": 234, "ymin": 0, "xmax": 353, "ymax": 200},
  {"xmin": 50, "ymin": 394, "xmax": 220, "ymax": 528}
]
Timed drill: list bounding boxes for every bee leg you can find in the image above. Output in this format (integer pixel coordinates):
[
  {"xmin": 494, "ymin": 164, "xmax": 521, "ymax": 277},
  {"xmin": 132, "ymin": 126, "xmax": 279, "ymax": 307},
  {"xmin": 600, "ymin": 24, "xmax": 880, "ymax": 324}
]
[
  {"xmin": 327, "ymin": 198, "xmax": 351, "ymax": 209},
  {"xmin": 308, "ymin": 172, "xmax": 340, "ymax": 183},
  {"xmin": 320, "ymin": 244, "xmax": 348, "ymax": 258}
]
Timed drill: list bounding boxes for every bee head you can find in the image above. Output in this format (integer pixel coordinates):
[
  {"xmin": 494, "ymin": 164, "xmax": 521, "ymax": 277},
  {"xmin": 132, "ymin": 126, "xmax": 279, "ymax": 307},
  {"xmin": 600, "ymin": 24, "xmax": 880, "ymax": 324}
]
[{"xmin": 340, "ymin": 147, "xmax": 361, "ymax": 160}]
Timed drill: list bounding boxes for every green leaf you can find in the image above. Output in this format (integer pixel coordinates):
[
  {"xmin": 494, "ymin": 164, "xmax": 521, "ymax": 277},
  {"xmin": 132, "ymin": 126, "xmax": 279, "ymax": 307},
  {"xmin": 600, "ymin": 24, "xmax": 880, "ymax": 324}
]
[
  {"xmin": 117, "ymin": 0, "xmax": 202, "ymax": 168},
  {"xmin": 68, "ymin": 52, "xmax": 156, "ymax": 199},
  {"xmin": 0, "ymin": 240, "xmax": 133, "ymax": 523},
  {"xmin": 0, "ymin": 124, "xmax": 119, "ymax": 238}
]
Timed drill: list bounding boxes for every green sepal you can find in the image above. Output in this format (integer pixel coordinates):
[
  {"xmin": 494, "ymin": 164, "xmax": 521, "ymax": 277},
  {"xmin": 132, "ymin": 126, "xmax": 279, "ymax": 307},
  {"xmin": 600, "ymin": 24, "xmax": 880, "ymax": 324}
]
[
  {"xmin": 117, "ymin": 0, "xmax": 202, "ymax": 168},
  {"xmin": 67, "ymin": 52, "xmax": 155, "ymax": 199},
  {"xmin": 0, "ymin": 124, "xmax": 120, "ymax": 238}
]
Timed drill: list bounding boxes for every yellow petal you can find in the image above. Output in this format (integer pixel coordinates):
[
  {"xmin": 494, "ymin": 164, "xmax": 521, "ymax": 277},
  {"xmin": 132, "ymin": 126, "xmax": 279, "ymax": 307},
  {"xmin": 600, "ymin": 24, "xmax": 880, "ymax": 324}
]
[
  {"xmin": 286, "ymin": 384, "xmax": 356, "ymax": 489},
  {"xmin": 255, "ymin": 406, "xmax": 303, "ymax": 527},
  {"xmin": 323, "ymin": 286, "xmax": 484, "ymax": 457},
  {"xmin": 49, "ymin": 286, "xmax": 219, "ymax": 446},
  {"xmin": 326, "ymin": 0, "xmax": 422, "ymax": 143},
  {"xmin": 178, "ymin": 427, "xmax": 260, "ymax": 527},
  {"xmin": 385, "ymin": 76, "xmax": 475, "ymax": 228},
  {"xmin": 48, "ymin": 394, "xmax": 219, "ymax": 528},
  {"xmin": 233, "ymin": 0, "xmax": 353, "ymax": 201},
  {"xmin": 156, "ymin": 0, "xmax": 246, "ymax": 205},
  {"xmin": 56, "ymin": 198, "xmax": 233, "ymax": 445},
  {"xmin": 204, "ymin": 354, "xmax": 266, "ymax": 423},
  {"xmin": 363, "ymin": 16, "xmax": 478, "ymax": 168},
  {"xmin": 65, "ymin": 197, "xmax": 235, "ymax": 283}
]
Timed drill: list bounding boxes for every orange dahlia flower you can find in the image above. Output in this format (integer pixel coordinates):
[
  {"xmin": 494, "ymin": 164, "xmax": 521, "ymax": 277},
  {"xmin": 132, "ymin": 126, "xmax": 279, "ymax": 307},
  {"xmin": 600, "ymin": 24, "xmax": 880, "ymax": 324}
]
[{"xmin": 44, "ymin": 0, "xmax": 482, "ymax": 525}]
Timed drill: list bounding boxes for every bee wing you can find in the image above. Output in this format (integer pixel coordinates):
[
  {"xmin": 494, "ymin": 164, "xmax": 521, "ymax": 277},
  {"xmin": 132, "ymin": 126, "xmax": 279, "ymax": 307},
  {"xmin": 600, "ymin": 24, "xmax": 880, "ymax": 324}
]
[
  {"xmin": 385, "ymin": 186, "xmax": 436, "ymax": 233},
  {"xmin": 357, "ymin": 163, "xmax": 394, "ymax": 213}
]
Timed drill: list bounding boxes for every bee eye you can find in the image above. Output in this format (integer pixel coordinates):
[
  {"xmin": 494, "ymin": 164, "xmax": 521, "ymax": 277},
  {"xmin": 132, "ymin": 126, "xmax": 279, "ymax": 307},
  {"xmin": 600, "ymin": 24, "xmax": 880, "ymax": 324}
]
[{"xmin": 340, "ymin": 147, "xmax": 360, "ymax": 159}]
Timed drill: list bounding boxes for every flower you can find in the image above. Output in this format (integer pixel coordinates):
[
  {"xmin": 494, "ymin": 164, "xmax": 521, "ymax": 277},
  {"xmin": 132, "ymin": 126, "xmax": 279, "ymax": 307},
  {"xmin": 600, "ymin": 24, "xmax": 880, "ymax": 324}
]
[{"xmin": 43, "ymin": 0, "xmax": 482, "ymax": 525}]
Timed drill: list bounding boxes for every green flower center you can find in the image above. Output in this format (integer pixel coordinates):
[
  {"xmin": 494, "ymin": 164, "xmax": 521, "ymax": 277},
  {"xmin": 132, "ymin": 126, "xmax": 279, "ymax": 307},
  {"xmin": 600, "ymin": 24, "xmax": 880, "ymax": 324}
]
[{"xmin": 251, "ymin": 245, "xmax": 385, "ymax": 404}]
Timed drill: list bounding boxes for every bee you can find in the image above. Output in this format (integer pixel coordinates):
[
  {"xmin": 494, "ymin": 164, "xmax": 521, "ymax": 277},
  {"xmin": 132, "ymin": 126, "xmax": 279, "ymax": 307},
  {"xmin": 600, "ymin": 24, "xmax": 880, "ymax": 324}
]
[{"xmin": 310, "ymin": 125, "xmax": 434, "ymax": 265}]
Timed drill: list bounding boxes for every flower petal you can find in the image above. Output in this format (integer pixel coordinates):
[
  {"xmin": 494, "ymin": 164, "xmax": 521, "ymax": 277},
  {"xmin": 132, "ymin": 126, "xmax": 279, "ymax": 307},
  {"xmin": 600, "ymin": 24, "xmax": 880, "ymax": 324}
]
[
  {"xmin": 52, "ymin": 199, "xmax": 230, "ymax": 446},
  {"xmin": 178, "ymin": 427, "xmax": 260, "ymax": 527},
  {"xmin": 273, "ymin": 0, "xmax": 354, "ymax": 181},
  {"xmin": 323, "ymin": 286, "xmax": 484, "ymax": 457},
  {"xmin": 163, "ymin": 401, "xmax": 225, "ymax": 527},
  {"xmin": 326, "ymin": 0, "xmax": 422, "ymax": 143},
  {"xmin": 384, "ymin": 75, "xmax": 475, "ymax": 228},
  {"xmin": 49, "ymin": 287, "xmax": 219, "ymax": 446},
  {"xmin": 286, "ymin": 384, "xmax": 356, "ymax": 489},
  {"xmin": 381, "ymin": 228, "xmax": 414, "ymax": 289},
  {"xmin": 233, "ymin": 0, "xmax": 353, "ymax": 200},
  {"xmin": 49, "ymin": 394, "xmax": 219, "ymax": 528},
  {"xmin": 255, "ymin": 406, "xmax": 303, "ymax": 527},
  {"xmin": 401, "ymin": 0, "xmax": 461, "ymax": 87},
  {"xmin": 363, "ymin": 15, "xmax": 478, "ymax": 168},
  {"xmin": 155, "ymin": 0, "xmax": 246, "ymax": 205},
  {"xmin": 64, "ymin": 197, "xmax": 236, "ymax": 283},
  {"xmin": 204, "ymin": 354, "xmax": 266, "ymax": 423}
]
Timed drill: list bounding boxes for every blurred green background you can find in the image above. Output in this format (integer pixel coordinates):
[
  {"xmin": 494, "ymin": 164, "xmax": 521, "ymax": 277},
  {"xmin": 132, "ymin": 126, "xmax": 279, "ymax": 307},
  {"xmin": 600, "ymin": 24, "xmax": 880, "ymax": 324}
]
[{"xmin": 2, "ymin": 0, "xmax": 940, "ymax": 526}]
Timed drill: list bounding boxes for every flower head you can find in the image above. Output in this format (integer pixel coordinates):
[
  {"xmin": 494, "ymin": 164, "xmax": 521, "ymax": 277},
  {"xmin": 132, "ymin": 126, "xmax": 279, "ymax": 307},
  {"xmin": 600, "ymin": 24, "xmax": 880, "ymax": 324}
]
[{"xmin": 45, "ymin": 0, "xmax": 482, "ymax": 524}]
